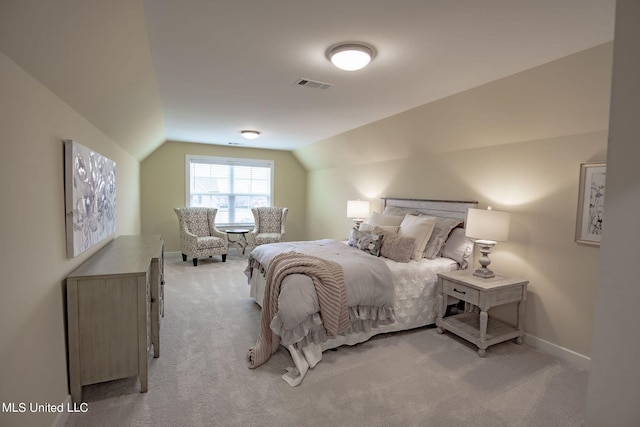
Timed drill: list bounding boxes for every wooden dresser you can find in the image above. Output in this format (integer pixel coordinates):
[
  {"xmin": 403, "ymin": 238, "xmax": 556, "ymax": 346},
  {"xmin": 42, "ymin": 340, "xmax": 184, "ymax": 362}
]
[{"xmin": 66, "ymin": 235, "xmax": 164, "ymax": 403}]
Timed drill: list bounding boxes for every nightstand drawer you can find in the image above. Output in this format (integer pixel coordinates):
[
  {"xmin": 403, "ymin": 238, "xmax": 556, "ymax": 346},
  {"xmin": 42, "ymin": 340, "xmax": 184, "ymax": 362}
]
[{"xmin": 443, "ymin": 281, "xmax": 479, "ymax": 305}]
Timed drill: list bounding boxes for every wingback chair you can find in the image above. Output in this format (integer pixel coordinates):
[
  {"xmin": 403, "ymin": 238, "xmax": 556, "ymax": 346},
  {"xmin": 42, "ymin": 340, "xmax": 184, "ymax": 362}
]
[
  {"xmin": 251, "ymin": 207, "xmax": 288, "ymax": 247},
  {"xmin": 174, "ymin": 207, "xmax": 228, "ymax": 266}
]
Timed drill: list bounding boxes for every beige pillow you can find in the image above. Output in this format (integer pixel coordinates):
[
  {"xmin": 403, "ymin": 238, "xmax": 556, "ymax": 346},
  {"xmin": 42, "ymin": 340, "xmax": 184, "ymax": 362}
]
[
  {"xmin": 367, "ymin": 212, "xmax": 404, "ymax": 227},
  {"xmin": 398, "ymin": 214, "xmax": 436, "ymax": 260},
  {"xmin": 360, "ymin": 223, "xmax": 400, "ymax": 234},
  {"xmin": 373, "ymin": 226, "xmax": 414, "ymax": 263},
  {"xmin": 379, "ymin": 232, "xmax": 415, "ymax": 263}
]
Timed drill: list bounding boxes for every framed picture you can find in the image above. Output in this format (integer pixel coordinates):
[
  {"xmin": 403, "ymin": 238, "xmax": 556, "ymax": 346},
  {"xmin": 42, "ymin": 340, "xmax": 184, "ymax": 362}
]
[
  {"xmin": 64, "ymin": 140, "xmax": 117, "ymax": 257},
  {"xmin": 575, "ymin": 162, "xmax": 606, "ymax": 245}
]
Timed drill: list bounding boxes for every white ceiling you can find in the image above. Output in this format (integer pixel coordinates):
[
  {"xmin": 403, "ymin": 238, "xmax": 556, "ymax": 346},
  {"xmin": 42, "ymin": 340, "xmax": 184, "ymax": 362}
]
[
  {"xmin": 144, "ymin": 0, "xmax": 616, "ymax": 151},
  {"xmin": 0, "ymin": 1, "xmax": 616, "ymax": 158}
]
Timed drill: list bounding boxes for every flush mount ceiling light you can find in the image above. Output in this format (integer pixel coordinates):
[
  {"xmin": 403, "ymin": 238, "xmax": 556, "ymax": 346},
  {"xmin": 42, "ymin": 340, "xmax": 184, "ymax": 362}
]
[
  {"xmin": 240, "ymin": 130, "xmax": 260, "ymax": 140},
  {"xmin": 327, "ymin": 43, "xmax": 375, "ymax": 71}
]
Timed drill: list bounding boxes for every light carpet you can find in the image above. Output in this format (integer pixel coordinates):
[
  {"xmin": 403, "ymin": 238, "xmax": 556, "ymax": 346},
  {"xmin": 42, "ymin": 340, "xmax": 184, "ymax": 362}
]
[{"xmin": 64, "ymin": 252, "xmax": 588, "ymax": 427}]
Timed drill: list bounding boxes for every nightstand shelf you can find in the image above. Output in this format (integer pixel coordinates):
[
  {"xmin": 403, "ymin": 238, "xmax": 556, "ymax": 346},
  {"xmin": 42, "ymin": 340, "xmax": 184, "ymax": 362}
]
[
  {"xmin": 436, "ymin": 270, "xmax": 528, "ymax": 357},
  {"xmin": 438, "ymin": 312, "xmax": 521, "ymax": 347}
]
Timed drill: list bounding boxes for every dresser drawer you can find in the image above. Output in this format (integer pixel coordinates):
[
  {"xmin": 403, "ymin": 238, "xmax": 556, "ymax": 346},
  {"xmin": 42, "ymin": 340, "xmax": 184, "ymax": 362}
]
[{"xmin": 443, "ymin": 280, "xmax": 479, "ymax": 305}]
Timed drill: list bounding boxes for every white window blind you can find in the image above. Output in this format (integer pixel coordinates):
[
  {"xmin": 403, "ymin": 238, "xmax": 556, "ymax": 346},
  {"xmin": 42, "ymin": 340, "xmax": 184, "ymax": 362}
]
[{"xmin": 186, "ymin": 155, "xmax": 273, "ymax": 225}]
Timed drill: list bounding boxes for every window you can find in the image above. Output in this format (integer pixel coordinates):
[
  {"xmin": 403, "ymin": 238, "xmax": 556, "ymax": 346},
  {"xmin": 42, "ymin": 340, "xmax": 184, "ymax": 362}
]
[{"xmin": 186, "ymin": 155, "xmax": 273, "ymax": 226}]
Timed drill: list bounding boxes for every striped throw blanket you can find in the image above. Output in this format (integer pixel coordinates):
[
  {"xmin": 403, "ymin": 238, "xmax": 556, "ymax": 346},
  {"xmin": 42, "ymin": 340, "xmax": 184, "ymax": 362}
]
[{"xmin": 247, "ymin": 251, "xmax": 349, "ymax": 369}]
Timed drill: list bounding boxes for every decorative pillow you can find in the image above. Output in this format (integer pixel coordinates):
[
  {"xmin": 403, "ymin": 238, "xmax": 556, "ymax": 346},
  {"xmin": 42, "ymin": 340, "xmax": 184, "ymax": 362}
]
[
  {"xmin": 440, "ymin": 227, "xmax": 474, "ymax": 269},
  {"xmin": 421, "ymin": 216, "xmax": 463, "ymax": 259},
  {"xmin": 367, "ymin": 212, "xmax": 404, "ymax": 227},
  {"xmin": 348, "ymin": 228, "xmax": 383, "ymax": 256},
  {"xmin": 398, "ymin": 214, "xmax": 436, "ymax": 260},
  {"xmin": 379, "ymin": 232, "xmax": 415, "ymax": 263}
]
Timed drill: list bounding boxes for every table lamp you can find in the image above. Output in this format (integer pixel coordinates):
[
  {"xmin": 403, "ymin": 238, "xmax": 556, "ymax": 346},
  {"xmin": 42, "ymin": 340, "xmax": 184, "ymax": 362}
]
[
  {"xmin": 465, "ymin": 207, "xmax": 511, "ymax": 278},
  {"xmin": 347, "ymin": 200, "xmax": 370, "ymax": 228}
]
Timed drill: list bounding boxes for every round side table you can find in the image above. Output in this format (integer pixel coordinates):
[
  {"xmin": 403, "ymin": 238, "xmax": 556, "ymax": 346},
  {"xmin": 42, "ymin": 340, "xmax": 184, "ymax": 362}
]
[{"xmin": 226, "ymin": 228, "xmax": 251, "ymax": 254}]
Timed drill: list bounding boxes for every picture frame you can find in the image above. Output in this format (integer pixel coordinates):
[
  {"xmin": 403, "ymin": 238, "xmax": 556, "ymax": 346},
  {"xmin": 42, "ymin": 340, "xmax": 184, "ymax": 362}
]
[
  {"xmin": 64, "ymin": 140, "xmax": 117, "ymax": 257},
  {"xmin": 575, "ymin": 162, "xmax": 606, "ymax": 246}
]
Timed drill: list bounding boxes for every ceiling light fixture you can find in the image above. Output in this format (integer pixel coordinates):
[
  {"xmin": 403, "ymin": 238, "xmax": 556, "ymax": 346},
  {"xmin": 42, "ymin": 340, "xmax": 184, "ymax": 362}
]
[
  {"xmin": 327, "ymin": 43, "xmax": 375, "ymax": 71},
  {"xmin": 240, "ymin": 130, "xmax": 260, "ymax": 140}
]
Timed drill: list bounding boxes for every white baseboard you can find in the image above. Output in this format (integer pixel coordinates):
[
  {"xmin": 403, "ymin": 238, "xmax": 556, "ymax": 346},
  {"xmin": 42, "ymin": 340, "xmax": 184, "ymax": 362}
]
[
  {"xmin": 50, "ymin": 395, "xmax": 71, "ymax": 427},
  {"xmin": 524, "ymin": 333, "xmax": 590, "ymax": 371}
]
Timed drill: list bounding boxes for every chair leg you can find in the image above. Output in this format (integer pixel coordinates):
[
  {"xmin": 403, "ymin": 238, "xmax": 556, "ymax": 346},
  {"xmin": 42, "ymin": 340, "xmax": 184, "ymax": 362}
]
[
  {"xmin": 222, "ymin": 254, "xmax": 227, "ymax": 262},
  {"xmin": 182, "ymin": 254, "xmax": 187, "ymax": 262},
  {"xmin": 193, "ymin": 258, "xmax": 198, "ymax": 267}
]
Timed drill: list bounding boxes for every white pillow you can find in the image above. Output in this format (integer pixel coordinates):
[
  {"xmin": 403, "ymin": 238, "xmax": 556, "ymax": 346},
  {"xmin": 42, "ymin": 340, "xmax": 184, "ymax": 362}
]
[
  {"xmin": 398, "ymin": 214, "xmax": 436, "ymax": 260},
  {"xmin": 359, "ymin": 222, "xmax": 400, "ymax": 234},
  {"xmin": 367, "ymin": 212, "xmax": 404, "ymax": 227}
]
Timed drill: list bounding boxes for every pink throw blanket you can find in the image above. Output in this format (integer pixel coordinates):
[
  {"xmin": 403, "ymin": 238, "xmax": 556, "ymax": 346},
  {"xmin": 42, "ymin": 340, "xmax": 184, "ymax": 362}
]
[{"xmin": 247, "ymin": 251, "xmax": 348, "ymax": 369}]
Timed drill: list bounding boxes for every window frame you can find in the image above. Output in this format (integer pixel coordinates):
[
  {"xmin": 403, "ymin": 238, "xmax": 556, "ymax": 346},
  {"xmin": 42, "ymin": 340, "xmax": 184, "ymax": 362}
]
[{"xmin": 185, "ymin": 155, "xmax": 274, "ymax": 227}]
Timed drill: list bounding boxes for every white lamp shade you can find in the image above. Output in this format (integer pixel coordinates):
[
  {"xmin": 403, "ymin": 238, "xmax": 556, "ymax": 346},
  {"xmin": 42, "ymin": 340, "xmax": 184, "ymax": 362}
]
[
  {"xmin": 465, "ymin": 208, "xmax": 510, "ymax": 242},
  {"xmin": 329, "ymin": 44, "xmax": 373, "ymax": 71},
  {"xmin": 241, "ymin": 130, "xmax": 260, "ymax": 140},
  {"xmin": 347, "ymin": 200, "xmax": 370, "ymax": 219}
]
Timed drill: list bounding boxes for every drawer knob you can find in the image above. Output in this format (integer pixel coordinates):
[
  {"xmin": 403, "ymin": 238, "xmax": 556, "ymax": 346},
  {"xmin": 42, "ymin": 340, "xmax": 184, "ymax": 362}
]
[{"xmin": 453, "ymin": 288, "xmax": 466, "ymax": 295}]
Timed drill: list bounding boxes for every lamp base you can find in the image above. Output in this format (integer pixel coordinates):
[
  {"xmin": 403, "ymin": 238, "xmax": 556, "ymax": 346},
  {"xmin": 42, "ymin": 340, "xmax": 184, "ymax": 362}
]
[
  {"xmin": 473, "ymin": 239, "xmax": 497, "ymax": 279},
  {"xmin": 473, "ymin": 267, "xmax": 495, "ymax": 279}
]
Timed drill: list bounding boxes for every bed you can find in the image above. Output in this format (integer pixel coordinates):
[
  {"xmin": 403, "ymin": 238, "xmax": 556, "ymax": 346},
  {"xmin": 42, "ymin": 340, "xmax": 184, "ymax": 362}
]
[{"xmin": 245, "ymin": 197, "xmax": 478, "ymax": 385}]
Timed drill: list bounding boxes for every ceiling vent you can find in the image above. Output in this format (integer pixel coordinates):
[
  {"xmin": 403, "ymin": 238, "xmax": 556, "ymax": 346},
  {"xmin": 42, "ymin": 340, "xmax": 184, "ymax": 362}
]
[{"xmin": 295, "ymin": 78, "xmax": 333, "ymax": 90}]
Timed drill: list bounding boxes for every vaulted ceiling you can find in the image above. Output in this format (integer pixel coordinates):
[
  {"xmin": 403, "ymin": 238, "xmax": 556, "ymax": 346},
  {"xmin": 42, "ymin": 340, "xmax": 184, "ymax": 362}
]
[{"xmin": 0, "ymin": 0, "xmax": 615, "ymax": 160}]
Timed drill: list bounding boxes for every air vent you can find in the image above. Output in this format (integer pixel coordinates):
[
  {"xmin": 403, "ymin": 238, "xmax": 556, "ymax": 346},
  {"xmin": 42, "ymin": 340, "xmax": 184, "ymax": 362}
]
[{"xmin": 295, "ymin": 78, "xmax": 333, "ymax": 90}]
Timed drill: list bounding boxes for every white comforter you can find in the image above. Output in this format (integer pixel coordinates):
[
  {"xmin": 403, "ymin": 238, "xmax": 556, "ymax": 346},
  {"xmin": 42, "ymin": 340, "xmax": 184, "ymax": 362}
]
[{"xmin": 246, "ymin": 239, "xmax": 460, "ymax": 386}]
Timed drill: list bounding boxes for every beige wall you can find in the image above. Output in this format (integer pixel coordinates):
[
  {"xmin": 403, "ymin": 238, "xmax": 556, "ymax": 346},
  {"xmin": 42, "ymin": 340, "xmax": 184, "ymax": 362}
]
[
  {"xmin": 586, "ymin": 1, "xmax": 640, "ymax": 425},
  {"xmin": 141, "ymin": 141, "xmax": 307, "ymax": 252},
  {"xmin": 296, "ymin": 43, "xmax": 612, "ymax": 358},
  {"xmin": 0, "ymin": 52, "xmax": 141, "ymax": 427},
  {"xmin": 0, "ymin": 0, "xmax": 166, "ymax": 160}
]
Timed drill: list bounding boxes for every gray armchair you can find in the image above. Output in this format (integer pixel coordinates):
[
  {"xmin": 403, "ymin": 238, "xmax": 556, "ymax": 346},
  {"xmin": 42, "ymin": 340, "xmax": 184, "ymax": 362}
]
[
  {"xmin": 251, "ymin": 207, "xmax": 288, "ymax": 247},
  {"xmin": 174, "ymin": 207, "xmax": 228, "ymax": 266}
]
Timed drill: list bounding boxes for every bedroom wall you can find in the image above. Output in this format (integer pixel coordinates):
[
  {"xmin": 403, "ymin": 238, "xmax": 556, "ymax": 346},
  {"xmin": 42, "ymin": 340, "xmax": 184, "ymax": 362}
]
[
  {"xmin": 586, "ymin": 1, "xmax": 640, "ymax": 424},
  {"xmin": 294, "ymin": 43, "xmax": 613, "ymax": 360},
  {"xmin": 0, "ymin": 51, "xmax": 141, "ymax": 427},
  {"xmin": 140, "ymin": 141, "xmax": 307, "ymax": 252}
]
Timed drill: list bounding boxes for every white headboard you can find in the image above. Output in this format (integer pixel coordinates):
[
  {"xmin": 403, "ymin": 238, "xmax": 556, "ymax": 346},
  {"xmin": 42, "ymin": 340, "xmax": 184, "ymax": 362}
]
[{"xmin": 380, "ymin": 197, "xmax": 478, "ymax": 224}]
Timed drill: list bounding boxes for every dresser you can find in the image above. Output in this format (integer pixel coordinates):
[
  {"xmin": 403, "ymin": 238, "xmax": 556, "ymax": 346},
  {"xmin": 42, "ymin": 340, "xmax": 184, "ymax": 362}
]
[{"xmin": 66, "ymin": 235, "xmax": 164, "ymax": 403}]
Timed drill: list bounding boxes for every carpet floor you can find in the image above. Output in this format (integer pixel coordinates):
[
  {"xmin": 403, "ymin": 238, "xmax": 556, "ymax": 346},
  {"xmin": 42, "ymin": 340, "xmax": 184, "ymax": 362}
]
[{"xmin": 64, "ymin": 252, "xmax": 588, "ymax": 427}]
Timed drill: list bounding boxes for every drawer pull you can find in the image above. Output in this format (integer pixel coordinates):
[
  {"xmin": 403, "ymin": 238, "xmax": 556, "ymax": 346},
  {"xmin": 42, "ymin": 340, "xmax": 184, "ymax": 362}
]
[{"xmin": 453, "ymin": 288, "xmax": 466, "ymax": 295}]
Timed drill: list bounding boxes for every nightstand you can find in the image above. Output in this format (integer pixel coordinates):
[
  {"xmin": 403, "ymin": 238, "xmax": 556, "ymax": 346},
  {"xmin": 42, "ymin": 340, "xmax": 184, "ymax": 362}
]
[{"xmin": 436, "ymin": 269, "xmax": 528, "ymax": 357}]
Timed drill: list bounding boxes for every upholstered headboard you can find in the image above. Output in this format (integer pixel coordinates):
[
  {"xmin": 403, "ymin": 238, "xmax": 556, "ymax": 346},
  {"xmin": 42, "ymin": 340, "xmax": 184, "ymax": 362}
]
[{"xmin": 380, "ymin": 197, "xmax": 478, "ymax": 224}]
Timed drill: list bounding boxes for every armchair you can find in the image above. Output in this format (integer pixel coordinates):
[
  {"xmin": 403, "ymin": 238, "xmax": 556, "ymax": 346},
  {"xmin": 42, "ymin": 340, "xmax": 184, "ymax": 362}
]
[
  {"xmin": 251, "ymin": 207, "xmax": 288, "ymax": 247},
  {"xmin": 174, "ymin": 207, "xmax": 228, "ymax": 266}
]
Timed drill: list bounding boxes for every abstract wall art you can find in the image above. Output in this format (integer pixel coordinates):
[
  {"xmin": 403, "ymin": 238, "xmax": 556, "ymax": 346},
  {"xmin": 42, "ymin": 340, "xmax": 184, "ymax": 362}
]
[
  {"xmin": 575, "ymin": 162, "xmax": 606, "ymax": 246},
  {"xmin": 64, "ymin": 140, "xmax": 116, "ymax": 257}
]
